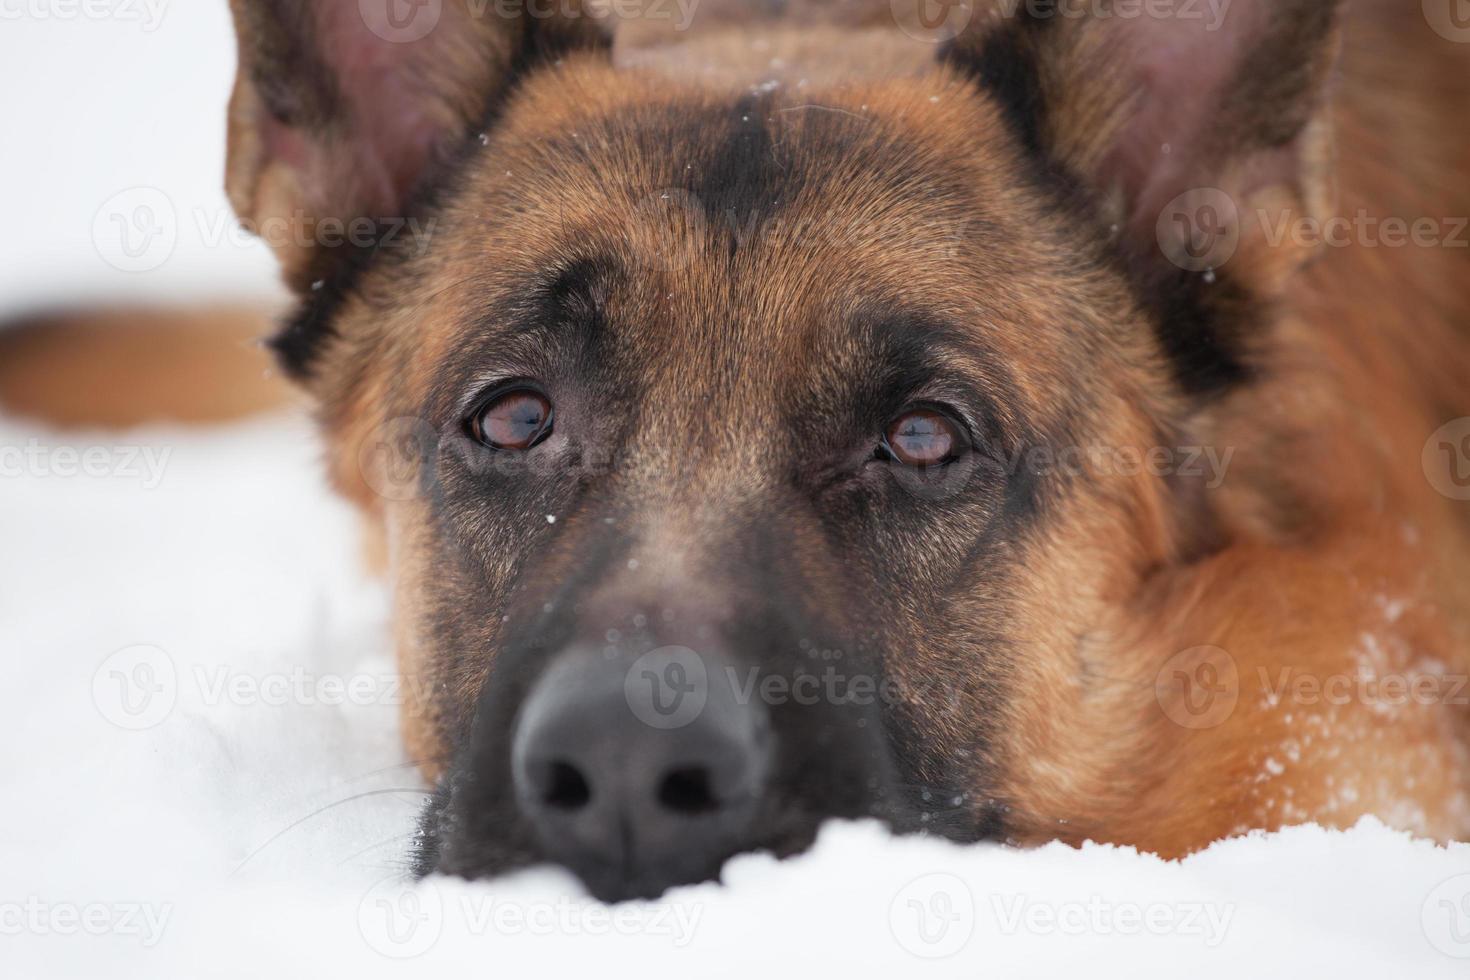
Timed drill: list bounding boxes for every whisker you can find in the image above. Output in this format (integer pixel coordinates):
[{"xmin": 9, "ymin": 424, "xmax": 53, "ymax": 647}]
[
  {"xmin": 335, "ymin": 831, "xmax": 420, "ymax": 869},
  {"xmin": 343, "ymin": 757, "xmax": 446, "ymax": 783},
  {"xmin": 231, "ymin": 787, "xmax": 431, "ymax": 875}
]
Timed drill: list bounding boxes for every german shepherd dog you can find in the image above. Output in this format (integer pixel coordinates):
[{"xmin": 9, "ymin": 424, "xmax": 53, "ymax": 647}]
[{"xmin": 20, "ymin": 0, "xmax": 1463, "ymax": 900}]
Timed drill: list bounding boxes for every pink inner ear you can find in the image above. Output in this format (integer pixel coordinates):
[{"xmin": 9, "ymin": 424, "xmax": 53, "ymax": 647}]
[
  {"xmin": 304, "ymin": 2, "xmax": 450, "ymax": 217},
  {"xmin": 1103, "ymin": 4, "xmax": 1268, "ymax": 238}
]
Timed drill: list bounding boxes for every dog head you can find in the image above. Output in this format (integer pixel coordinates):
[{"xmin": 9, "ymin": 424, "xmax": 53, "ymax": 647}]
[{"xmin": 227, "ymin": 0, "xmax": 1343, "ymax": 899}]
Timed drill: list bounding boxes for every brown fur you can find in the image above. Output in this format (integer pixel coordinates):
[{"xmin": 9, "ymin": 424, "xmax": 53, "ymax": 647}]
[
  {"xmin": 0, "ymin": 306, "xmax": 295, "ymax": 428},
  {"xmin": 219, "ymin": 0, "xmax": 1470, "ymax": 860},
  {"xmin": 18, "ymin": 0, "xmax": 1459, "ymax": 874}
]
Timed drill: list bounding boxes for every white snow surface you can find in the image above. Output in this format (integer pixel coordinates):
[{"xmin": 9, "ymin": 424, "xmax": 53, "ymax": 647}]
[{"xmin": 2, "ymin": 410, "xmax": 1469, "ymax": 978}]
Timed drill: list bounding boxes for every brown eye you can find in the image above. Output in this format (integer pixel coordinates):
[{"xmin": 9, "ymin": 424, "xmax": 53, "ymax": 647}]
[
  {"xmin": 884, "ymin": 409, "xmax": 963, "ymax": 468},
  {"xmin": 470, "ymin": 387, "xmax": 553, "ymax": 450}
]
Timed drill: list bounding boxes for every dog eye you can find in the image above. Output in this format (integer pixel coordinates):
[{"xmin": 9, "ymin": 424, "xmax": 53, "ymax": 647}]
[
  {"xmin": 469, "ymin": 387, "xmax": 553, "ymax": 450},
  {"xmin": 882, "ymin": 408, "xmax": 965, "ymax": 467}
]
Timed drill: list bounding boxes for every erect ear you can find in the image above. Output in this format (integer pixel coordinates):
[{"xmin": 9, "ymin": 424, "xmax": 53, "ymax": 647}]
[
  {"xmin": 226, "ymin": 0, "xmax": 610, "ymax": 378},
  {"xmin": 943, "ymin": 0, "xmax": 1345, "ymax": 397}
]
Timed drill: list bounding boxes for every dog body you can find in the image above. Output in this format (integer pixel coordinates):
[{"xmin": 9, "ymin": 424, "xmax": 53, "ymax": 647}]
[{"xmin": 95, "ymin": 0, "xmax": 1461, "ymax": 897}]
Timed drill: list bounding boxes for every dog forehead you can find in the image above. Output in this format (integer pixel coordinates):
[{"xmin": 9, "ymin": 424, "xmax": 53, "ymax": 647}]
[
  {"xmin": 385, "ymin": 66, "xmax": 1083, "ymax": 440},
  {"xmin": 464, "ymin": 69, "xmax": 995, "ymax": 240},
  {"xmin": 442, "ymin": 89, "xmax": 1010, "ymax": 337}
]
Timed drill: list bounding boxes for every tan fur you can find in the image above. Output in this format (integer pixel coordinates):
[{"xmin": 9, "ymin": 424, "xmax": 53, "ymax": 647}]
[
  {"xmin": 266, "ymin": 1, "xmax": 1470, "ymax": 851},
  {"xmin": 0, "ymin": 307, "xmax": 295, "ymax": 428},
  {"xmin": 993, "ymin": 3, "xmax": 1470, "ymax": 853},
  {"xmin": 17, "ymin": 0, "xmax": 1446, "ymax": 862}
]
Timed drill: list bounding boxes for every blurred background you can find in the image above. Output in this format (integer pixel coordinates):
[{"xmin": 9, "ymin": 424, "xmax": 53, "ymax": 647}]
[
  {"xmin": 1, "ymin": 2, "xmax": 279, "ymax": 314},
  {"xmin": 0, "ymin": 2, "xmax": 297, "ymax": 429}
]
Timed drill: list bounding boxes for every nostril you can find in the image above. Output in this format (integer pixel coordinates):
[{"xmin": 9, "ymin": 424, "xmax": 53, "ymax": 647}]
[
  {"xmin": 543, "ymin": 760, "xmax": 592, "ymax": 810},
  {"xmin": 657, "ymin": 766, "xmax": 719, "ymax": 815}
]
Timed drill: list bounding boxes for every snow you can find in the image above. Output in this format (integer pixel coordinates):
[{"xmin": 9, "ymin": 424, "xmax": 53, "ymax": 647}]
[
  {"xmin": 2, "ymin": 410, "xmax": 1469, "ymax": 978},
  {"xmin": 3, "ymin": 5, "xmax": 1470, "ymax": 978}
]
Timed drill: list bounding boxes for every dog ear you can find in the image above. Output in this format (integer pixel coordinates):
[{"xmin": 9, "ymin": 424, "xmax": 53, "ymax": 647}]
[
  {"xmin": 943, "ymin": 0, "xmax": 1345, "ymax": 397},
  {"xmin": 225, "ymin": 0, "xmax": 609, "ymax": 378}
]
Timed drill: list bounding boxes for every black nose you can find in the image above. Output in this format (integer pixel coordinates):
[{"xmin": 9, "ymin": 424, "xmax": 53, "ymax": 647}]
[{"xmin": 511, "ymin": 646, "xmax": 772, "ymax": 899}]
